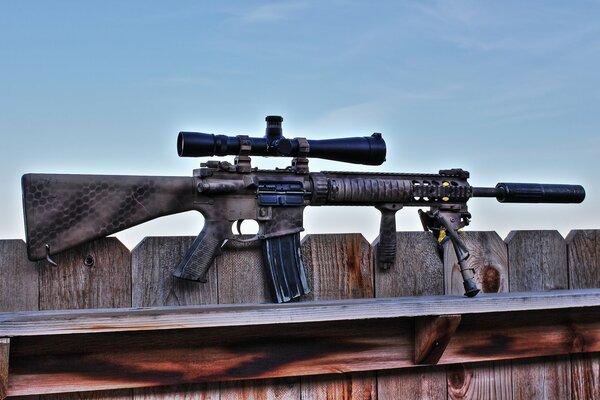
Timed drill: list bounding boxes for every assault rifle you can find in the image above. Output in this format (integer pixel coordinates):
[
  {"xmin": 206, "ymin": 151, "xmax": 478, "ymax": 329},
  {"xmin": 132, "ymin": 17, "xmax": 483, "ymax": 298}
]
[{"xmin": 22, "ymin": 116, "xmax": 585, "ymax": 302}]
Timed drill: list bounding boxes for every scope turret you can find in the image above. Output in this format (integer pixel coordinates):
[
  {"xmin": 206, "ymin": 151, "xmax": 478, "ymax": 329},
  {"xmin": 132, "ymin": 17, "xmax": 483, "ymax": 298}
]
[{"xmin": 177, "ymin": 115, "xmax": 387, "ymax": 165}]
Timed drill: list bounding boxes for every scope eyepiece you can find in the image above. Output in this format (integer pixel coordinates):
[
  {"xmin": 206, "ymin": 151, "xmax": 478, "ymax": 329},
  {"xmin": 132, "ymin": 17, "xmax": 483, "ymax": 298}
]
[{"xmin": 177, "ymin": 116, "xmax": 387, "ymax": 165}]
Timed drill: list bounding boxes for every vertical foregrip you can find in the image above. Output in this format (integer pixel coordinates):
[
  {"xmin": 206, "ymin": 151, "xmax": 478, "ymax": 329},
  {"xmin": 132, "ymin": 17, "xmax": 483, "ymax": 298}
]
[
  {"xmin": 172, "ymin": 220, "xmax": 231, "ymax": 282},
  {"xmin": 376, "ymin": 206, "xmax": 398, "ymax": 270}
]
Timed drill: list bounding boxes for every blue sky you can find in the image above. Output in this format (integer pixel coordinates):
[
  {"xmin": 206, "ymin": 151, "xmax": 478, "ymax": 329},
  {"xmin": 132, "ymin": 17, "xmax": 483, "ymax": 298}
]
[{"xmin": 1, "ymin": 1, "xmax": 598, "ymax": 248}]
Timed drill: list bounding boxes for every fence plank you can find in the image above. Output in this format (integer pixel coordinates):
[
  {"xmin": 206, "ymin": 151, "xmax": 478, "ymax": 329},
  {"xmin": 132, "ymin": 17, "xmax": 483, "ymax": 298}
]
[
  {"xmin": 0, "ymin": 240, "xmax": 39, "ymax": 400},
  {"xmin": 567, "ymin": 230, "xmax": 600, "ymax": 400},
  {"xmin": 217, "ymin": 239, "xmax": 300, "ymax": 400},
  {"xmin": 0, "ymin": 240, "xmax": 38, "ymax": 312},
  {"xmin": 38, "ymin": 238, "xmax": 131, "ymax": 311},
  {"xmin": 39, "ymin": 238, "xmax": 132, "ymax": 400},
  {"xmin": 447, "ymin": 363, "xmax": 512, "ymax": 400},
  {"xmin": 131, "ymin": 237, "xmax": 218, "ymax": 307},
  {"xmin": 131, "ymin": 237, "xmax": 219, "ymax": 400},
  {"xmin": 443, "ymin": 232, "xmax": 511, "ymax": 400},
  {"xmin": 0, "ymin": 338, "xmax": 8, "ymax": 400},
  {"xmin": 301, "ymin": 234, "xmax": 376, "ymax": 400},
  {"xmin": 375, "ymin": 232, "xmax": 447, "ymax": 400},
  {"xmin": 506, "ymin": 230, "xmax": 571, "ymax": 400}
]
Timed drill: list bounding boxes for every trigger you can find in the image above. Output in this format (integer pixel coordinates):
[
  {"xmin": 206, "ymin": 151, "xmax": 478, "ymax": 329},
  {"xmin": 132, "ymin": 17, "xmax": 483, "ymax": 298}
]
[{"xmin": 236, "ymin": 219, "xmax": 244, "ymax": 235}]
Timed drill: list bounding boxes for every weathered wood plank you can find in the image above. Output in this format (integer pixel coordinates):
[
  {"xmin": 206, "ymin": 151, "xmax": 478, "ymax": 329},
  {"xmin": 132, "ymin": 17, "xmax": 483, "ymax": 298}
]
[
  {"xmin": 443, "ymin": 232, "xmax": 511, "ymax": 400},
  {"xmin": 131, "ymin": 236, "xmax": 219, "ymax": 400},
  {"xmin": 567, "ymin": 230, "xmax": 600, "ymax": 400},
  {"xmin": 375, "ymin": 232, "xmax": 446, "ymax": 400},
  {"xmin": 40, "ymin": 390, "xmax": 133, "ymax": 400},
  {"xmin": 0, "ymin": 240, "xmax": 39, "ymax": 400},
  {"xmin": 7, "ymin": 306, "xmax": 599, "ymax": 397},
  {"xmin": 0, "ymin": 240, "xmax": 39, "ymax": 312},
  {"xmin": 301, "ymin": 234, "xmax": 376, "ymax": 400},
  {"xmin": 447, "ymin": 363, "xmax": 511, "ymax": 400},
  {"xmin": 506, "ymin": 230, "xmax": 568, "ymax": 292},
  {"xmin": 132, "ymin": 237, "xmax": 218, "ymax": 307},
  {"xmin": 0, "ymin": 338, "xmax": 8, "ymax": 400},
  {"xmin": 567, "ymin": 230, "xmax": 600, "ymax": 290},
  {"xmin": 38, "ymin": 238, "xmax": 133, "ymax": 400},
  {"xmin": 216, "ymin": 239, "xmax": 271, "ymax": 305},
  {"xmin": 301, "ymin": 234, "xmax": 374, "ymax": 301},
  {"xmin": 2, "ymin": 289, "xmax": 600, "ymax": 337},
  {"xmin": 7, "ymin": 319, "xmax": 411, "ymax": 396},
  {"xmin": 217, "ymin": 238, "xmax": 300, "ymax": 400},
  {"xmin": 443, "ymin": 232, "xmax": 508, "ymax": 296},
  {"xmin": 415, "ymin": 315, "xmax": 461, "ymax": 365},
  {"xmin": 506, "ymin": 230, "xmax": 571, "ymax": 400},
  {"xmin": 38, "ymin": 238, "xmax": 131, "ymax": 310}
]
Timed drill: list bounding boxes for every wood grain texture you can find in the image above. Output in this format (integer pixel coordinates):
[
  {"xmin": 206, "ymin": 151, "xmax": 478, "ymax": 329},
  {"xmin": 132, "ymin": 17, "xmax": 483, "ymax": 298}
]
[
  {"xmin": 415, "ymin": 315, "xmax": 461, "ymax": 365},
  {"xmin": 0, "ymin": 338, "xmax": 8, "ymax": 400},
  {"xmin": 375, "ymin": 232, "xmax": 446, "ymax": 400},
  {"xmin": 216, "ymin": 238, "xmax": 270, "ymax": 305},
  {"xmin": 2, "ymin": 289, "xmax": 600, "ymax": 337},
  {"xmin": 447, "ymin": 362, "xmax": 511, "ymax": 400},
  {"xmin": 443, "ymin": 232, "xmax": 511, "ymax": 400},
  {"xmin": 0, "ymin": 240, "xmax": 39, "ymax": 312},
  {"xmin": 38, "ymin": 238, "xmax": 131, "ymax": 310},
  {"xmin": 374, "ymin": 232, "xmax": 444, "ymax": 298},
  {"xmin": 510, "ymin": 358, "xmax": 570, "ymax": 400},
  {"xmin": 567, "ymin": 230, "xmax": 600, "ymax": 290},
  {"xmin": 567, "ymin": 230, "xmax": 600, "ymax": 400},
  {"xmin": 506, "ymin": 230, "xmax": 571, "ymax": 400},
  {"xmin": 133, "ymin": 384, "xmax": 217, "ymax": 400},
  {"xmin": 0, "ymin": 240, "xmax": 39, "ymax": 400},
  {"xmin": 40, "ymin": 390, "xmax": 133, "ymax": 400},
  {"xmin": 132, "ymin": 237, "xmax": 218, "ymax": 307},
  {"xmin": 443, "ymin": 232, "xmax": 508, "ymax": 296},
  {"xmin": 132, "ymin": 236, "xmax": 219, "ymax": 400},
  {"xmin": 301, "ymin": 234, "xmax": 374, "ymax": 301},
  {"xmin": 5, "ymin": 305, "xmax": 600, "ymax": 396},
  {"xmin": 5, "ymin": 318, "xmax": 413, "ymax": 396},
  {"xmin": 506, "ymin": 230, "xmax": 568, "ymax": 292},
  {"xmin": 218, "ymin": 237, "xmax": 300, "ymax": 400},
  {"xmin": 300, "ymin": 234, "xmax": 375, "ymax": 400},
  {"xmin": 38, "ymin": 238, "xmax": 133, "ymax": 400}
]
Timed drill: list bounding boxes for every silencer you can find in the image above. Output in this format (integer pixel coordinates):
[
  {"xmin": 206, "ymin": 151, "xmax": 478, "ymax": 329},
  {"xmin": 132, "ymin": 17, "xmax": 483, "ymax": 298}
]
[{"xmin": 494, "ymin": 183, "xmax": 586, "ymax": 203}]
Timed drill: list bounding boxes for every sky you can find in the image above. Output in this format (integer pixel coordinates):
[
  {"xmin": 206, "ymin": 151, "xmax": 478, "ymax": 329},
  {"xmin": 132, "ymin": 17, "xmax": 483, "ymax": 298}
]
[{"xmin": 1, "ymin": 1, "xmax": 599, "ymax": 249}]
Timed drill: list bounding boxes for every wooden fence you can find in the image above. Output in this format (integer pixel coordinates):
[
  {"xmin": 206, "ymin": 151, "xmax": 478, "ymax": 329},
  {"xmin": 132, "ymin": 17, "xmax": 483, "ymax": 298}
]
[{"xmin": 0, "ymin": 229, "xmax": 598, "ymax": 400}]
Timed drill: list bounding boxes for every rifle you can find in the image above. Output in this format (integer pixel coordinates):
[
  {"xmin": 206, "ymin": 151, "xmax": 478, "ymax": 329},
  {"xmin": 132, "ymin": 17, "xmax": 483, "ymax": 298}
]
[{"xmin": 22, "ymin": 116, "xmax": 585, "ymax": 302}]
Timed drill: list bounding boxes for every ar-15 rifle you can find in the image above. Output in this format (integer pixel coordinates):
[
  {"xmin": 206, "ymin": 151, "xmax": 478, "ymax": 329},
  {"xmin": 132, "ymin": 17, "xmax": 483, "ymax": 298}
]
[{"xmin": 22, "ymin": 116, "xmax": 585, "ymax": 302}]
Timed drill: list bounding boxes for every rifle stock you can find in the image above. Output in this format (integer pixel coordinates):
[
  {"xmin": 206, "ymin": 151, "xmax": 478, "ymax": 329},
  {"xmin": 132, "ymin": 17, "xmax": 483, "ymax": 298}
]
[{"xmin": 22, "ymin": 174, "xmax": 196, "ymax": 260}]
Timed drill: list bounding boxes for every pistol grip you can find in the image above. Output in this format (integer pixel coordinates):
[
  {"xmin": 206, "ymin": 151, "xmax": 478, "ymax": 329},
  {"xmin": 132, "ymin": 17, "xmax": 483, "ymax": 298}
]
[
  {"xmin": 263, "ymin": 233, "xmax": 310, "ymax": 303},
  {"xmin": 376, "ymin": 205, "xmax": 399, "ymax": 270},
  {"xmin": 173, "ymin": 220, "xmax": 230, "ymax": 282}
]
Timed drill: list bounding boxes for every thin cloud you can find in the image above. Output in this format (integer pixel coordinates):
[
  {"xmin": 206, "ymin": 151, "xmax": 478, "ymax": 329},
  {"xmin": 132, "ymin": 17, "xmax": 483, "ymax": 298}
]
[{"xmin": 236, "ymin": 1, "xmax": 308, "ymax": 23}]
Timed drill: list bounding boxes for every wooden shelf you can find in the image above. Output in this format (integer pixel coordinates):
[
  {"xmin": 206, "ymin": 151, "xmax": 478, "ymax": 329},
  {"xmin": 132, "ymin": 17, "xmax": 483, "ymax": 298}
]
[{"xmin": 1, "ymin": 289, "xmax": 599, "ymax": 398}]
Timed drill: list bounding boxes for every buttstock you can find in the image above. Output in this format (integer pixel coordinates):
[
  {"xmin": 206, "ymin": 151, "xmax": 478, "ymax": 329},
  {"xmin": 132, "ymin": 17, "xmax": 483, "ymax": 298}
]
[{"xmin": 22, "ymin": 173, "xmax": 196, "ymax": 260}]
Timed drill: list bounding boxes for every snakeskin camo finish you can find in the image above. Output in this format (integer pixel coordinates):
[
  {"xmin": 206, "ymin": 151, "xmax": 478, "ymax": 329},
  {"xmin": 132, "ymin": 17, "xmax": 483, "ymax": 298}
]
[{"xmin": 22, "ymin": 174, "xmax": 196, "ymax": 260}]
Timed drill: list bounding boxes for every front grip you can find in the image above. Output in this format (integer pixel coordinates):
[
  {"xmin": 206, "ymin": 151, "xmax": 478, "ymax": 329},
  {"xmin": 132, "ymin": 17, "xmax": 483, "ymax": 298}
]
[
  {"xmin": 173, "ymin": 220, "xmax": 231, "ymax": 282},
  {"xmin": 375, "ymin": 205, "xmax": 399, "ymax": 270},
  {"xmin": 263, "ymin": 233, "xmax": 311, "ymax": 303}
]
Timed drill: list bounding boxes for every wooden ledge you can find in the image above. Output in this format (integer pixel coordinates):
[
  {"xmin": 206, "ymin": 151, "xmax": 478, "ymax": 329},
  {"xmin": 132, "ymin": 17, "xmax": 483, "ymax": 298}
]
[
  {"xmin": 2, "ymin": 289, "xmax": 600, "ymax": 398},
  {"xmin": 1, "ymin": 289, "xmax": 600, "ymax": 337}
]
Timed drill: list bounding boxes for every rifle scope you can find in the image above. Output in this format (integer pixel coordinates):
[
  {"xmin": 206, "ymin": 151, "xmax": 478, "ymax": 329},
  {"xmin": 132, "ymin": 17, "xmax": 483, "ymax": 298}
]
[{"xmin": 177, "ymin": 115, "xmax": 387, "ymax": 165}]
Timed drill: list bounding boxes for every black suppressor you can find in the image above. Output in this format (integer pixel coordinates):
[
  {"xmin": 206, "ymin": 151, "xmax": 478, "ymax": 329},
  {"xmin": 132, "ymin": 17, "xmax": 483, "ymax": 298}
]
[
  {"xmin": 473, "ymin": 183, "xmax": 586, "ymax": 203},
  {"xmin": 177, "ymin": 115, "xmax": 387, "ymax": 165}
]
